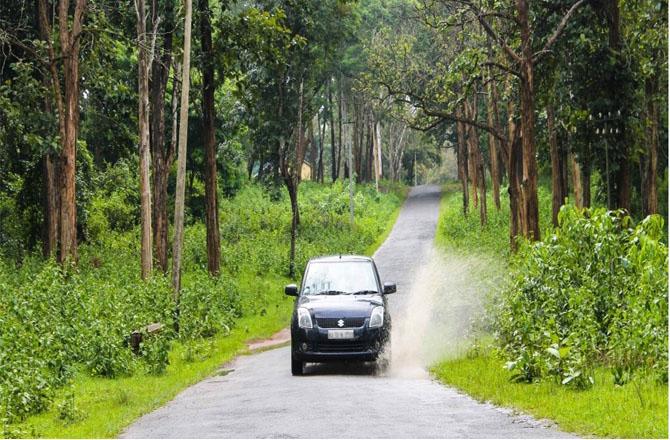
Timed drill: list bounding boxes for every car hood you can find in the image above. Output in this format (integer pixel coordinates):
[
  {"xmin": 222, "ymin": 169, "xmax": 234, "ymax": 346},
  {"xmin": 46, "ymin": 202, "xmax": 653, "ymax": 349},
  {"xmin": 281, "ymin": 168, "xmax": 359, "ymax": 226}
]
[{"xmin": 297, "ymin": 294, "xmax": 383, "ymax": 318}]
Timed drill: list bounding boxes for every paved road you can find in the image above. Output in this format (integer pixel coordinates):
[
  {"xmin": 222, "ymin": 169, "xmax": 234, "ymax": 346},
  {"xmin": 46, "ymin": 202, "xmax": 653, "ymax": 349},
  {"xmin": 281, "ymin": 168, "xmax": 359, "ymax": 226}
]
[{"xmin": 122, "ymin": 185, "xmax": 571, "ymax": 439}]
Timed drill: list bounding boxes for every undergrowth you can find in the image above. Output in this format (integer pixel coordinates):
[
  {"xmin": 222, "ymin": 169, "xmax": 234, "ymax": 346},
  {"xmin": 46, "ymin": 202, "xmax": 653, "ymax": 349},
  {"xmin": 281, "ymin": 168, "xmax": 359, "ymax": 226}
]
[{"xmin": 0, "ymin": 180, "xmax": 403, "ymax": 433}]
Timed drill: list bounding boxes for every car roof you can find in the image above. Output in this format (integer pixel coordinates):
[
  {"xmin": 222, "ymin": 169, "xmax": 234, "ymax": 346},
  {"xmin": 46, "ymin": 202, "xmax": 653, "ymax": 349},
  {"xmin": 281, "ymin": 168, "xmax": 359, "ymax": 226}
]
[{"xmin": 308, "ymin": 255, "xmax": 373, "ymax": 263}]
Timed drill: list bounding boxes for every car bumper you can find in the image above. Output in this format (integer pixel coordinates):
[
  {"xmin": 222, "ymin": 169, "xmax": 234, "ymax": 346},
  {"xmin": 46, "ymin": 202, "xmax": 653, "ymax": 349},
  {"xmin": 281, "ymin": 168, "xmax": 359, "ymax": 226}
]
[{"xmin": 292, "ymin": 326, "xmax": 385, "ymax": 362}]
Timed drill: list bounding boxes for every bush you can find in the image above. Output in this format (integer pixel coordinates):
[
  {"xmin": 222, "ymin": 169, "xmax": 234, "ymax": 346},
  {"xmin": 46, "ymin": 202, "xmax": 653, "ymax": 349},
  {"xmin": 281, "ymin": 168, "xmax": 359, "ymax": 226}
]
[
  {"xmin": 0, "ymin": 181, "xmax": 404, "ymax": 423},
  {"xmin": 495, "ymin": 206, "xmax": 668, "ymax": 387}
]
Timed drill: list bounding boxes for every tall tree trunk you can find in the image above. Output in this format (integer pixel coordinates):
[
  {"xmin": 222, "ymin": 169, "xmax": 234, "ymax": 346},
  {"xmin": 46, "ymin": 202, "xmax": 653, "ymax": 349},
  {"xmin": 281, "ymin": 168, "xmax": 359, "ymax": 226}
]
[
  {"xmin": 318, "ymin": 111, "xmax": 325, "ymax": 182},
  {"xmin": 486, "ymin": 82, "xmax": 501, "ymax": 211},
  {"xmin": 507, "ymin": 94, "xmax": 523, "ymax": 250},
  {"xmin": 136, "ymin": 0, "xmax": 153, "ymax": 279},
  {"xmin": 329, "ymin": 82, "xmax": 337, "ymax": 181},
  {"xmin": 57, "ymin": 0, "xmax": 87, "ymax": 264},
  {"xmin": 466, "ymin": 96, "xmax": 487, "ymax": 226},
  {"xmin": 373, "ymin": 118, "xmax": 382, "ymax": 191},
  {"xmin": 337, "ymin": 76, "xmax": 343, "ymax": 180},
  {"xmin": 44, "ymin": 153, "xmax": 59, "ymax": 258},
  {"xmin": 284, "ymin": 79, "xmax": 307, "ymax": 277},
  {"xmin": 172, "ymin": 0, "xmax": 193, "ymax": 308},
  {"xmin": 200, "ymin": 0, "xmax": 220, "ymax": 276},
  {"xmin": 486, "ymin": 38, "xmax": 502, "ymax": 211},
  {"xmin": 465, "ymin": 101, "xmax": 479, "ymax": 209},
  {"xmin": 456, "ymin": 118, "xmax": 469, "ymax": 216},
  {"xmin": 570, "ymin": 153, "xmax": 583, "ymax": 208},
  {"xmin": 517, "ymin": 0, "xmax": 540, "ymax": 241},
  {"xmin": 150, "ymin": 0, "xmax": 175, "ymax": 273},
  {"xmin": 582, "ymin": 152, "xmax": 592, "ymax": 208},
  {"xmin": 37, "ymin": 0, "xmax": 59, "ymax": 259},
  {"xmin": 643, "ymin": 75, "xmax": 659, "ymax": 215},
  {"xmin": 508, "ymin": 132, "xmax": 523, "ymax": 250},
  {"xmin": 547, "ymin": 103, "xmax": 562, "ymax": 226}
]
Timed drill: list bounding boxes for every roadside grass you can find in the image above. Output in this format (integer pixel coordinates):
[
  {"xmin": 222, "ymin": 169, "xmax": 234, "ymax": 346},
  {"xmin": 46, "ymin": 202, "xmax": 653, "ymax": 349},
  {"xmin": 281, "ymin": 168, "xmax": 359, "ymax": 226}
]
[
  {"xmin": 433, "ymin": 182, "xmax": 668, "ymax": 439},
  {"xmin": 8, "ymin": 274, "xmax": 292, "ymax": 439},
  {"xmin": 432, "ymin": 349, "xmax": 668, "ymax": 439},
  {"xmin": 436, "ymin": 181, "xmax": 553, "ymax": 258},
  {"xmin": 8, "ymin": 183, "xmax": 406, "ymax": 439}
]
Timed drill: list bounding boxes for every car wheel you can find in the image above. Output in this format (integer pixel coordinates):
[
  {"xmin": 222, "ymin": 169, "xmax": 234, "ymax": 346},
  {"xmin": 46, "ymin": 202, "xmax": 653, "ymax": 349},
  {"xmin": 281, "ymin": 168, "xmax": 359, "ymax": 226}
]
[{"xmin": 291, "ymin": 354, "xmax": 304, "ymax": 376}]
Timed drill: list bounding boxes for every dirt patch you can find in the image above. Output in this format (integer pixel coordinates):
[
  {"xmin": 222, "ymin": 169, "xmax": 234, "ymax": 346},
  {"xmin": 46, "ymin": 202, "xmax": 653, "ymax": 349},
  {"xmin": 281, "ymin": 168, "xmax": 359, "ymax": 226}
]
[{"xmin": 247, "ymin": 328, "xmax": 291, "ymax": 352}]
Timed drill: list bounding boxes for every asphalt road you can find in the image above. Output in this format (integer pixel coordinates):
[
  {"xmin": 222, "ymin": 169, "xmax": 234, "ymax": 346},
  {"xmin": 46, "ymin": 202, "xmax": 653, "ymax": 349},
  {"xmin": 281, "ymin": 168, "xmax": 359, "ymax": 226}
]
[{"xmin": 121, "ymin": 185, "xmax": 572, "ymax": 439}]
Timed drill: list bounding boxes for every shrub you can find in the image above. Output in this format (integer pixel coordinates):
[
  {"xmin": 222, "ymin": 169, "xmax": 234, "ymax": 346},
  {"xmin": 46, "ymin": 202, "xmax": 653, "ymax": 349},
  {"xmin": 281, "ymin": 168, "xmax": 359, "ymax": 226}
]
[
  {"xmin": 0, "ymin": 181, "xmax": 404, "ymax": 423},
  {"xmin": 495, "ymin": 206, "xmax": 668, "ymax": 387}
]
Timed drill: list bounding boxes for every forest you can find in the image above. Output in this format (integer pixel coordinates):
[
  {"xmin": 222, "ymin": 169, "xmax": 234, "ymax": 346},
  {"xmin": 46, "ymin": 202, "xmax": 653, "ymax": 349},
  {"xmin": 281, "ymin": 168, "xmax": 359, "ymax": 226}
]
[{"xmin": 0, "ymin": 0, "xmax": 667, "ymax": 437}]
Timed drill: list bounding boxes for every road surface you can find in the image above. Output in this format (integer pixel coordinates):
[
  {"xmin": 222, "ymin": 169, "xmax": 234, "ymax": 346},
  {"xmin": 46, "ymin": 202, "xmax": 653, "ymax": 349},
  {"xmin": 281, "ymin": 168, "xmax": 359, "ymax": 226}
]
[{"xmin": 122, "ymin": 185, "xmax": 572, "ymax": 439}]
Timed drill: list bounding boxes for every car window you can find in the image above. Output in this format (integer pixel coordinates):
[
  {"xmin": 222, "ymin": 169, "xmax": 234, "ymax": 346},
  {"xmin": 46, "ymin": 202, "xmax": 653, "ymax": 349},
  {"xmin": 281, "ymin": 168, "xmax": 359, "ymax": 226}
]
[{"xmin": 302, "ymin": 261, "xmax": 378, "ymax": 295}]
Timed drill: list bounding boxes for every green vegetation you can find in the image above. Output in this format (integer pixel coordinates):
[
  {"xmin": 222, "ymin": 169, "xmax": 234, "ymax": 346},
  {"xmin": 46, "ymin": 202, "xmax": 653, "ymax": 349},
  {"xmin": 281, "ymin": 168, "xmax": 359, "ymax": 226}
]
[
  {"xmin": 436, "ymin": 182, "xmax": 552, "ymax": 258},
  {"xmin": 1, "ymin": 179, "xmax": 404, "ymax": 438},
  {"xmin": 434, "ymin": 184, "xmax": 668, "ymax": 438},
  {"xmin": 433, "ymin": 349, "xmax": 667, "ymax": 439}
]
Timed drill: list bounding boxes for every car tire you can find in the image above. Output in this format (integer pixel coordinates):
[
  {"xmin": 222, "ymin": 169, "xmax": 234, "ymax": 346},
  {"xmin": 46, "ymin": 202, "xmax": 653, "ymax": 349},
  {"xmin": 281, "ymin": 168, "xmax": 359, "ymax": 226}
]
[{"xmin": 291, "ymin": 354, "xmax": 304, "ymax": 376}]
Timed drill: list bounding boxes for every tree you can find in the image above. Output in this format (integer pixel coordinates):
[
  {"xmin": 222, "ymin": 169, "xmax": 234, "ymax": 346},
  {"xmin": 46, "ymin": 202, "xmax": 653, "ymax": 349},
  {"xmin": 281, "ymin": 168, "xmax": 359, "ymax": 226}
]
[
  {"xmin": 199, "ymin": 0, "xmax": 221, "ymax": 276},
  {"xmin": 135, "ymin": 0, "xmax": 153, "ymax": 279},
  {"xmin": 35, "ymin": 0, "xmax": 88, "ymax": 263},
  {"xmin": 172, "ymin": 0, "xmax": 193, "ymax": 316},
  {"xmin": 150, "ymin": 0, "xmax": 177, "ymax": 273}
]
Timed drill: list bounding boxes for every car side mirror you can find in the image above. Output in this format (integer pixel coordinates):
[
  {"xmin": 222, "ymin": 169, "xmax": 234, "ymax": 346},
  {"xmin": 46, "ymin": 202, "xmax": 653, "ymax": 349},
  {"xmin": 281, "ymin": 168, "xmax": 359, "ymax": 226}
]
[
  {"xmin": 383, "ymin": 282, "xmax": 396, "ymax": 294},
  {"xmin": 285, "ymin": 284, "xmax": 298, "ymax": 296}
]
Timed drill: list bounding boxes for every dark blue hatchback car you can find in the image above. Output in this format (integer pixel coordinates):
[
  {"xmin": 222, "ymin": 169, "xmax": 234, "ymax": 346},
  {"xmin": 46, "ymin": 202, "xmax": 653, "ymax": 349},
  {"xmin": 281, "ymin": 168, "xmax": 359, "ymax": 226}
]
[{"xmin": 285, "ymin": 255, "xmax": 396, "ymax": 375}]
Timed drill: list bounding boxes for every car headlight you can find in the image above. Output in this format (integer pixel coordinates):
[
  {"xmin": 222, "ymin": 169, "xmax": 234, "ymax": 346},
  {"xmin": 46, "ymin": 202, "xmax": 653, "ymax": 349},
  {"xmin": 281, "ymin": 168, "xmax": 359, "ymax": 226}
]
[
  {"xmin": 297, "ymin": 307, "xmax": 313, "ymax": 329},
  {"xmin": 369, "ymin": 306, "xmax": 384, "ymax": 328}
]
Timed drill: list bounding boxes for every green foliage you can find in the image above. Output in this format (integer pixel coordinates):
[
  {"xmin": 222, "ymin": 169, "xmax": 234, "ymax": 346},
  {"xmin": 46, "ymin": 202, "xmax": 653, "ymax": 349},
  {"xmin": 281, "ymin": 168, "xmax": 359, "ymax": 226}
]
[
  {"xmin": 495, "ymin": 207, "xmax": 668, "ymax": 387},
  {"xmin": 433, "ymin": 349, "xmax": 668, "ymax": 438},
  {"xmin": 436, "ymin": 182, "xmax": 553, "ymax": 258},
  {"xmin": 0, "ymin": 181, "xmax": 403, "ymax": 425}
]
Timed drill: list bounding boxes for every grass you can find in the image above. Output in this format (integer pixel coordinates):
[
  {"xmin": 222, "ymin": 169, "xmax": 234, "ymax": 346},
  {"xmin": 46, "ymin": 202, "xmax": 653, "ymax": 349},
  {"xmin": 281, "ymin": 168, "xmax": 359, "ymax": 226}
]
[
  {"xmin": 8, "ymin": 274, "xmax": 293, "ymax": 439},
  {"xmin": 433, "ymin": 182, "xmax": 668, "ymax": 439},
  {"xmin": 435, "ymin": 181, "xmax": 553, "ymax": 258},
  {"xmin": 432, "ymin": 350, "xmax": 668, "ymax": 439},
  {"xmin": 9, "ymin": 186, "xmax": 406, "ymax": 439}
]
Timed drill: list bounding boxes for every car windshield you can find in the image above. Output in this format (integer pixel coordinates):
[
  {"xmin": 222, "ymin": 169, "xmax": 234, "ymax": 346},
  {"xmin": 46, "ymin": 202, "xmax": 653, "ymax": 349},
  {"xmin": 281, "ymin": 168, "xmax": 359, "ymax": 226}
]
[{"xmin": 302, "ymin": 261, "xmax": 378, "ymax": 295}]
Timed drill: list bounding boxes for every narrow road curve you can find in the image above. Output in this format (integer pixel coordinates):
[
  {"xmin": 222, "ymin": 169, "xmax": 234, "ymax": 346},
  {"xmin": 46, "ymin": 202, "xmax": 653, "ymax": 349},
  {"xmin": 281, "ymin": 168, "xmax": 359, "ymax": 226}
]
[{"xmin": 122, "ymin": 185, "xmax": 571, "ymax": 439}]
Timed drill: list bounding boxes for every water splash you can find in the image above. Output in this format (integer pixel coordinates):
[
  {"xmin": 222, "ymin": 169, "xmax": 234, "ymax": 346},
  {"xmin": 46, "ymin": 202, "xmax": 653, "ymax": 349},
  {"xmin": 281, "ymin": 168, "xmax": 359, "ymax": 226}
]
[{"xmin": 387, "ymin": 248, "xmax": 502, "ymax": 378}]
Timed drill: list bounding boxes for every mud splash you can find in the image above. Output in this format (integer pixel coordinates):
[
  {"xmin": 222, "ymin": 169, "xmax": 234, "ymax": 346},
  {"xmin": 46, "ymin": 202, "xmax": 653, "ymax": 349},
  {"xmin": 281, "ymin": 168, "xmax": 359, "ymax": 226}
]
[{"xmin": 387, "ymin": 248, "xmax": 502, "ymax": 378}]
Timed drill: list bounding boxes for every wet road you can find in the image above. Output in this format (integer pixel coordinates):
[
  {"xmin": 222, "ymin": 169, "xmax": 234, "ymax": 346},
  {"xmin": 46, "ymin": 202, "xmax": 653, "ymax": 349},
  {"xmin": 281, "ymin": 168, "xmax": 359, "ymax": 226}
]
[{"xmin": 121, "ymin": 185, "xmax": 572, "ymax": 439}]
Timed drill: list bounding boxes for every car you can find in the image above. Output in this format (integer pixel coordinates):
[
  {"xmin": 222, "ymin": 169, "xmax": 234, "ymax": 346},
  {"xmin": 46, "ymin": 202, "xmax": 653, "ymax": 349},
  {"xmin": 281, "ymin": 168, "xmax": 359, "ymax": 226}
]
[{"xmin": 285, "ymin": 255, "xmax": 396, "ymax": 376}]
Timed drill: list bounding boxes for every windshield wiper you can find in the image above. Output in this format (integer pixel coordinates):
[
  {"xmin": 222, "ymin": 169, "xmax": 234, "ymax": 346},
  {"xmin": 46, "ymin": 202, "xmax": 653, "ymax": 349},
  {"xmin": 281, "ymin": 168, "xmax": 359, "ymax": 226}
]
[
  {"xmin": 350, "ymin": 290, "xmax": 379, "ymax": 295},
  {"xmin": 316, "ymin": 290, "xmax": 348, "ymax": 295}
]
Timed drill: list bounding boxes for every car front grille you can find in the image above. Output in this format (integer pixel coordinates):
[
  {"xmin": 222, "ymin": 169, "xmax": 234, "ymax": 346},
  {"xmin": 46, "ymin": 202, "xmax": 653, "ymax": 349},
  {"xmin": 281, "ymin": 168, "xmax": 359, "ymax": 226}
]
[
  {"xmin": 316, "ymin": 342, "xmax": 368, "ymax": 352},
  {"xmin": 316, "ymin": 317, "xmax": 366, "ymax": 328}
]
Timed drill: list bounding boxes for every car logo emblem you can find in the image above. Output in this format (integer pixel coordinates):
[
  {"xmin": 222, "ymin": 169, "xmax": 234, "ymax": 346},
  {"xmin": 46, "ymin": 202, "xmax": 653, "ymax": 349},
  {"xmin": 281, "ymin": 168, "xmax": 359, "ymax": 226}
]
[{"xmin": 337, "ymin": 319, "xmax": 345, "ymax": 327}]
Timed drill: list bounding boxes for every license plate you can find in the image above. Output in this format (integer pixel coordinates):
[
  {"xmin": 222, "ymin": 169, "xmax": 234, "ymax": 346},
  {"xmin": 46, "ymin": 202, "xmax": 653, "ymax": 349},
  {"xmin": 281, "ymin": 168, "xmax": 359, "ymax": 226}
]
[{"xmin": 327, "ymin": 329, "xmax": 354, "ymax": 340}]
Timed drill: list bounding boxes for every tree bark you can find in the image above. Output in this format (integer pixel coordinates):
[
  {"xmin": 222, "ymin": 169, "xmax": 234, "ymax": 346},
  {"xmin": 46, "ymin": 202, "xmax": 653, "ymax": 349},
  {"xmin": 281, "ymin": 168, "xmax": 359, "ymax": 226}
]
[
  {"xmin": 329, "ymin": 81, "xmax": 337, "ymax": 181},
  {"xmin": 150, "ymin": 0, "xmax": 175, "ymax": 273},
  {"xmin": 172, "ymin": 0, "xmax": 193, "ymax": 302},
  {"xmin": 582, "ymin": 155, "xmax": 592, "ymax": 208},
  {"xmin": 456, "ymin": 117, "xmax": 469, "ymax": 216},
  {"xmin": 37, "ymin": 0, "xmax": 60, "ymax": 259},
  {"xmin": 643, "ymin": 75, "xmax": 659, "ymax": 215},
  {"xmin": 570, "ymin": 153, "xmax": 583, "ymax": 208},
  {"xmin": 337, "ymin": 76, "xmax": 343, "ymax": 180},
  {"xmin": 318, "ymin": 111, "xmax": 326, "ymax": 182},
  {"xmin": 547, "ymin": 103, "xmax": 562, "ymax": 226},
  {"xmin": 486, "ymin": 79, "xmax": 501, "ymax": 211},
  {"xmin": 57, "ymin": 0, "xmax": 87, "ymax": 264},
  {"xmin": 136, "ymin": 0, "xmax": 153, "ymax": 279},
  {"xmin": 200, "ymin": 0, "xmax": 221, "ymax": 276},
  {"xmin": 282, "ymin": 79, "xmax": 307, "ymax": 277},
  {"xmin": 517, "ymin": 0, "xmax": 540, "ymax": 240},
  {"xmin": 466, "ymin": 97, "xmax": 487, "ymax": 226}
]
